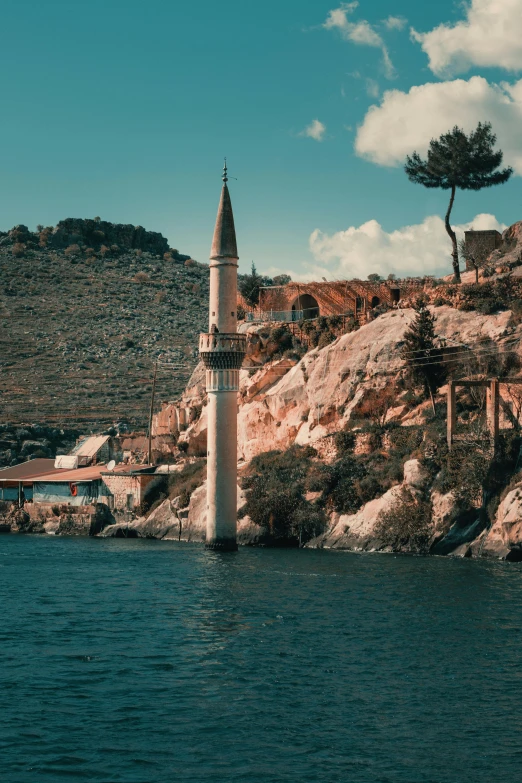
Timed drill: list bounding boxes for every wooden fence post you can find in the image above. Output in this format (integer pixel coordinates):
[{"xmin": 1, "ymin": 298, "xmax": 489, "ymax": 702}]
[{"xmin": 447, "ymin": 380, "xmax": 456, "ymax": 449}]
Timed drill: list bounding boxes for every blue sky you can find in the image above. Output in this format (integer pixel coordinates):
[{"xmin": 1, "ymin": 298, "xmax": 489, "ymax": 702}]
[{"xmin": 1, "ymin": 0, "xmax": 522, "ymax": 279}]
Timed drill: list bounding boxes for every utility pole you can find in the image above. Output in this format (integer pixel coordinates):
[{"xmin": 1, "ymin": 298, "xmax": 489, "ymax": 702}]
[{"xmin": 147, "ymin": 359, "xmax": 158, "ymax": 465}]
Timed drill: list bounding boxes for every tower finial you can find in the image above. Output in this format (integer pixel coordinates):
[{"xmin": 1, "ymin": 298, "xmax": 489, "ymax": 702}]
[{"xmin": 223, "ymin": 157, "xmax": 228, "ymax": 184}]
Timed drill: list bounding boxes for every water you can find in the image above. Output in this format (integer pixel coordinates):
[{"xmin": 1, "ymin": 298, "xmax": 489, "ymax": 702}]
[{"xmin": 2, "ymin": 538, "xmax": 522, "ymax": 783}]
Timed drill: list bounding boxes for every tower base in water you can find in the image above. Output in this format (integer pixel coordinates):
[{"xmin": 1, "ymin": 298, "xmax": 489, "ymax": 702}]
[{"xmin": 205, "ymin": 539, "xmax": 239, "ymax": 552}]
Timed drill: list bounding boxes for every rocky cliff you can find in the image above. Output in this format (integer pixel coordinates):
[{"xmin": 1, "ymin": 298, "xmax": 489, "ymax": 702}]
[
  {"xmin": 155, "ymin": 303, "xmax": 522, "ymax": 559},
  {"xmin": 170, "ymin": 306, "xmax": 514, "ymax": 459}
]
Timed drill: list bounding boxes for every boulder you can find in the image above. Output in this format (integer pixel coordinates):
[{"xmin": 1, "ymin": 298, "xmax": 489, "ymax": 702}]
[
  {"xmin": 403, "ymin": 459, "xmax": 430, "ymax": 490},
  {"xmin": 431, "ymin": 509, "xmax": 487, "ymax": 556},
  {"xmin": 50, "ymin": 218, "xmax": 169, "ymax": 255},
  {"xmin": 136, "ymin": 498, "xmax": 181, "ymax": 539},
  {"xmin": 55, "ymin": 503, "xmax": 115, "ymax": 536},
  {"xmin": 479, "ymin": 484, "xmax": 522, "ymax": 559},
  {"xmin": 307, "ymin": 485, "xmax": 404, "ymax": 551}
]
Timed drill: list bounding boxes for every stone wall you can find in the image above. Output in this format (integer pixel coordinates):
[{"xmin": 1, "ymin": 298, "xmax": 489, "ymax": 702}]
[
  {"xmin": 102, "ymin": 473, "xmax": 156, "ymax": 510},
  {"xmin": 258, "ymin": 279, "xmax": 424, "ymax": 318}
]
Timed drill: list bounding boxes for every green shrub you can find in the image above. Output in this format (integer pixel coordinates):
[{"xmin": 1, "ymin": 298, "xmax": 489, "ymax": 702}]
[
  {"xmin": 316, "ymin": 456, "xmax": 367, "ymax": 514},
  {"xmin": 326, "ymin": 315, "xmax": 343, "ymax": 330},
  {"xmin": 167, "ymin": 459, "xmax": 206, "ymax": 508},
  {"xmin": 374, "ymin": 487, "xmax": 432, "ymax": 554},
  {"xmin": 140, "ymin": 475, "xmax": 168, "ymax": 514},
  {"xmin": 240, "ymin": 446, "xmax": 325, "ymax": 545},
  {"xmin": 269, "ymin": 325, "xmax": 293, "ymax": 355},
  {"xmin": 317, "ymin": 330, "xmax": 335, "ymax": 349},
  {"xmin": 434, "ymin": 442, "xmax": 490, "ymax": 506},
  {"xmin": 334, "ymin": 429, "xmax": 355, "ymax": 456},
  {"xmin": 387, "ymin": 425, "xmax": 424, "ymax": 457}
]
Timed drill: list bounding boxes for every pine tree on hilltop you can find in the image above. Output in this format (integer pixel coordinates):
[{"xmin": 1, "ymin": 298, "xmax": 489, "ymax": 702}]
[
  {"xmin": 238, "ymin": 262, "xmax": 264, "ymax": 308},
  {"xmin": 402, "ymin": 298, "xmax": 446, "ymax": 414},
  {"xmin": 404, "ymin": 122, "xmax": 512, "ymax": 283}
]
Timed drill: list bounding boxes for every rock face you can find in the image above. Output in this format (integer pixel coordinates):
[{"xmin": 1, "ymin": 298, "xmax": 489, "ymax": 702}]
[
  {"xmin": 100, "ymin": 498, "xmax": 182, "ymax": 540},
  {"xmin": 308, "ymin": 485, "xmax": 403, "ymax": 552},
  {"xmin": 174, "ymin": 306, "xmax": 515, "ymax": 462},
  {"xmin": 3, "ymin": 502, "xmax": 115, "ymax": 536},
  {"xmin": 479, "ymin": 484, "xmax": 522, "ymax": 560},
  {"xmin": 49, "ymin": 218, "xmax": 170, "ymax": 255},
  {"xmin": 98, "ymin": 484, "xmax": 263, "ymax": 544}
]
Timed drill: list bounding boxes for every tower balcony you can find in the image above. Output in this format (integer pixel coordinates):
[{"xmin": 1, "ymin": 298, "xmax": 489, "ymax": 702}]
[{"xmin": 199, "ymin": 332, "xmax": 246, "ymax": 370}]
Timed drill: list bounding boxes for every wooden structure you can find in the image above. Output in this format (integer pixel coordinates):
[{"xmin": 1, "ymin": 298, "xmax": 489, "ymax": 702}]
[{"xmin": 447, "ymin": 378, "xmax": 522, "ymax": 449}]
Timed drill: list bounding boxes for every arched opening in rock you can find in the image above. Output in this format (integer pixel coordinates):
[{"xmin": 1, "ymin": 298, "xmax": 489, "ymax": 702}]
[
  {"xmin": 391, "ymin": 288, "xmax": 400, "ymax": 303},
  {"xmin": 292, "ymin": 294, "xmax": 319, "ymax": 320},
  {"xmin": 371, "ymin": 296, "xmax": 380, "ymax": 308}
]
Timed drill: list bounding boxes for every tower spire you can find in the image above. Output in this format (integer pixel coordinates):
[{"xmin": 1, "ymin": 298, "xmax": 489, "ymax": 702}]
[{"xmin": 210, "ymin": 161, "xmax": 238, "ymax": 260}]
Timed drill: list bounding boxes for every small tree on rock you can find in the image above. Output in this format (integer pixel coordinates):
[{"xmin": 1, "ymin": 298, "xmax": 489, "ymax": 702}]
[
  {"xmin": 405, "ymin": 122, "xmax": 512, "ymax": 282},
  {"xmin": 238, "ymin": 262, "xmax": 264, "ymax": 308},
  {"xmin": 402, "ymin": 298, "xmax": 445, "ymax": 413},
  {"xmin": 458, "ymin": 234, "xmax": 494, "ymax": 283}
]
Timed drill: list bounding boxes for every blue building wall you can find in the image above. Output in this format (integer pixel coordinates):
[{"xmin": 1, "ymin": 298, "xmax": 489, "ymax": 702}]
[
  {"xmin": 33, "ymin": 480, "xmax": 103, "ymax": 507},
  {"xmin": 0, "ymin": 487, "xmax": 33, "ymax": 501}
]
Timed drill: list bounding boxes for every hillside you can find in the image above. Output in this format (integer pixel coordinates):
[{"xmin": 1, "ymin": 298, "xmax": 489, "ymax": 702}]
[{"xmin": 0, "ymin": 220, "xmax": 208, "ymax": 430}]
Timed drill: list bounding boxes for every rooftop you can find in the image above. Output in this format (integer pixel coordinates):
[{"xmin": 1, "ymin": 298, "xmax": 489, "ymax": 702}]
[
  {"xmin": 31, "ymin": 463, "xmax": 154, "ymax": 483},
  {"xmin": 71, "ymin": 434, "xmax": 110, "ymax": 458},
  {"xmin": 0, "ymin": 459, "xmax": 67, "ymax": 484}
]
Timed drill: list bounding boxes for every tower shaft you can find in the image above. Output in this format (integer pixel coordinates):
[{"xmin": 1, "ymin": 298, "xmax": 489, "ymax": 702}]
[{"xmin": 199, "ymin": 169, "xmax": 245, "ymax": 551}]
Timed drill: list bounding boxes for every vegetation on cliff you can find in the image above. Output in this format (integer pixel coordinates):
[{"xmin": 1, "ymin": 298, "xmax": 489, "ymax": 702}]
[{"xmin": 239, "ymin": 446, "xmax": 326, "ymax": 546}]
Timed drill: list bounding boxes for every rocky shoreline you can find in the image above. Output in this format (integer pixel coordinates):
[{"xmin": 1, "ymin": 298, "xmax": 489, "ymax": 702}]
[{"xmin": 3, "ymin": 457, "xmax": 521, "ymax": 561}]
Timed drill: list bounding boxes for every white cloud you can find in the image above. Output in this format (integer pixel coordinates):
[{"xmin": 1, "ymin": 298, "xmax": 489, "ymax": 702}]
[
  {"xmin": 365, "ymin": 78, "xmax": 379, "ymax": 98},
  {"xmin": 299, "ymin": 119, "xmax": 326, "ymax": 141},
  {"xmin": 412, "ymin": 0, "xmax": 522, "ymax": 76},
  {"xmin": 323, "ymin": 3, "xmax": 395, "ymax": 78},
  {"xmin": 355, "ymin": 76, "xmax": 522, "ymax": 174},
  {"xmin": 383, "ymin": 15, "xmax": 407, "ymax": 31},
  {"xmin": 304, "ymin": 213, "xmax": 506, "ymax": 281}
]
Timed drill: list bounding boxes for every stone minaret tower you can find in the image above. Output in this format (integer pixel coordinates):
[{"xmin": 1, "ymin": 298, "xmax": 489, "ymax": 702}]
[{"xmin": 199, "ymin": 163, "xmax": 246, "ymax": 551}]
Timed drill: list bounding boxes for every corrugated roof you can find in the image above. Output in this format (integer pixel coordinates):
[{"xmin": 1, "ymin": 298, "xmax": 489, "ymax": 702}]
[
  {"xmin": 32, "ymin": 464, "xmax": 154, "ymax": 483},
  {"xmin": 71, "ymin": 435, "xmax": 110, "ymax": 458},
  {"xmin": 0, "ymin": 459, "xmax": 67, "ymax": 483}
]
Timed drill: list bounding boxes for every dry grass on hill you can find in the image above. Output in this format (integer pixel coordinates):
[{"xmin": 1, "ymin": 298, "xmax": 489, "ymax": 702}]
[{"xmin": 0, "ymin": 224, "xmax": 209, "ymax": 429}]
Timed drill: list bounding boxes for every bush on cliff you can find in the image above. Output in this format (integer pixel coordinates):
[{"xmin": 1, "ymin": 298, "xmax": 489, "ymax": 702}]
[
  {"xmin": 374, "ymin": 487, "xmax": 432, "ymax": 554},
  {"xmin": 460, "ymin": 278, "xmax": 520, "ymax": 314},
  {"xmin": 140, "ymin": 459, "xmax": 206, "ymax": 514},
  {"xmin": 312, "ymin": 456, "xmax": 368, "ymax": 515},
  {"xmin": 167, "ymin": 459, "xmax": 207, "ymax": 508},
  {"xmin": 268, "ymin": 325, "xmax": 294, "ymax": 357},
  {"xmin": 239, "ymin": 446, "xmax": 326, "ymax": 546}
]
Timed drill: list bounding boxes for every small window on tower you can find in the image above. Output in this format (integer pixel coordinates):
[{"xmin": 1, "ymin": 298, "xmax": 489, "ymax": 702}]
[
  {"xmin": 212, "ymin": 311, "xmax": 215, "ymax": 316},
  {"xmin": 231, "ymin": 311, "xmax": 235, "ymax": 316}
]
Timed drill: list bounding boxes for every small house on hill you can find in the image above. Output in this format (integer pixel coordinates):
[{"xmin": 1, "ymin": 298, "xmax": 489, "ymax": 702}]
[
  {"xmin": 464, "ymin": 229, "xmax": 502, "ymax": 270},
  {"xmin": 69, "ymin": 435, "xmax": 122, "ymax": 467}
]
